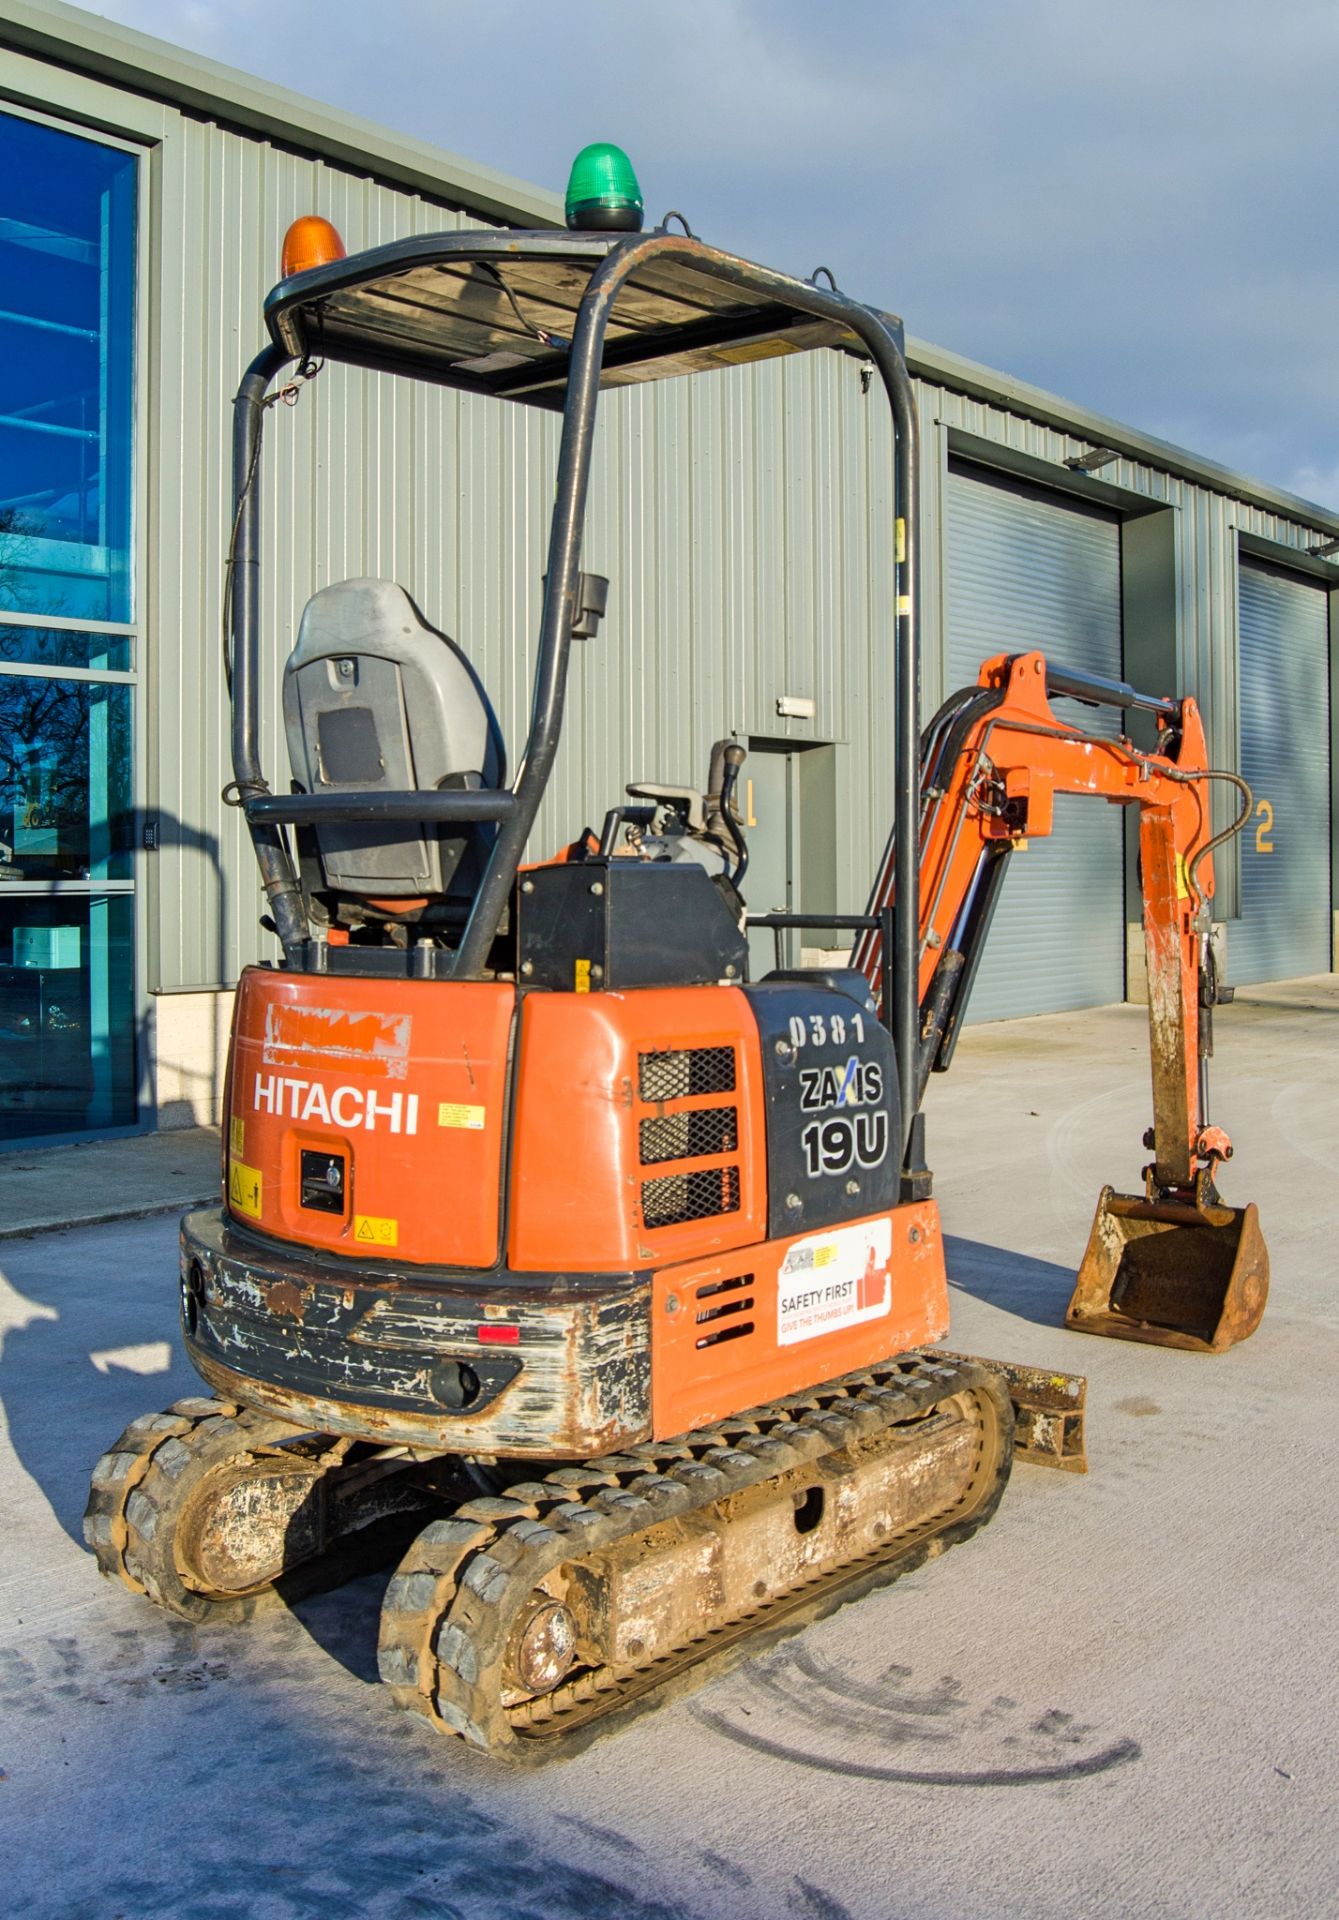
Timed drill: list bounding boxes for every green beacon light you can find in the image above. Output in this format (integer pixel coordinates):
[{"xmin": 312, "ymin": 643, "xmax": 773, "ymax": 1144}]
[{"xmin": 564, "ymin": 142, "xmax": 644, "ymax": 233}]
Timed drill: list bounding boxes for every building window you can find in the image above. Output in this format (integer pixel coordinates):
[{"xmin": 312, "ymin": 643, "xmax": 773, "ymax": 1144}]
[
  {"xmin": 0, "ymin": 894, "xmax": 135, "ymax": 1134},
  {"xmin": 0, "ymin": 663, "xmax": 133, "ymax": 881},
  {"xmin": 0, "ymin": 110, "xmax": 138, "ymax": 1143},
  {"xmin": 0, "ymin": 112, "xmax": 136, "ymax": 622}
]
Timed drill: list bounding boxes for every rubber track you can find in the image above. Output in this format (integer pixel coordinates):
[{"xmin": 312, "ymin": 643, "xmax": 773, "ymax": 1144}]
[
  {"xmin": 84, "ymin": 1396, "xmax": 242, "ymax": 1592},
  {"xmin": 85, "ymin": 1397, "xmax": 323, "ymax": 1620},
  {"xmin": 378, "ymin": 1350, "xmax": 1012, "ymax": 1762}
]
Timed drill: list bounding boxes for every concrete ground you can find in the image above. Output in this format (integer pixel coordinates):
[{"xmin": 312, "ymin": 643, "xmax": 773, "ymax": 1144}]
[
  {"xmin": 0, "ymin": 1124, "xmax": 221, "ymax": 1238},
  {"xmin": 1, "ymin": 977, "xmax": 1336, "ymax": 1920}
]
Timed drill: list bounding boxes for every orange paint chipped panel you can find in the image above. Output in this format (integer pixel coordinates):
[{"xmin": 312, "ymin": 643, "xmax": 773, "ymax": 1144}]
[
  {"xmin": 228, "ymin": 969, "xmax": 515, "ymax": 1267},
  {"xmin": 262, "ymin": 999, "xmax": 413, "ymax": 1080}
]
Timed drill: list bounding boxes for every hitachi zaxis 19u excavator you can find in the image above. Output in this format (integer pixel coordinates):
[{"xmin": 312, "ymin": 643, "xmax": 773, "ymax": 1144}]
[{"xmin": 87, "ymin": 146, "xmax": 1268, "ymax": 1761}]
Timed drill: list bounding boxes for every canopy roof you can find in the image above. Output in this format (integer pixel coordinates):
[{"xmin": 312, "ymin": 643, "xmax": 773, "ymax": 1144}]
[{"xmin": 264, "ymin": 230, "xmax": 902, "ymax": 409}]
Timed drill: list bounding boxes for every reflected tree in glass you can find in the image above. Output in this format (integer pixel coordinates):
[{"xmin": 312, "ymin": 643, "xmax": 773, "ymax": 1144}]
[{"xmin": 0, "ymin": 674, "xmax": 132, "ymax": 880}]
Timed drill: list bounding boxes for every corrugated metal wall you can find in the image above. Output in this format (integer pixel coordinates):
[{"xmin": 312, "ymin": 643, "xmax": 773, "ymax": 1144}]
[{"xmin": 145, "ymin": 111, "xmax": 1331, "ymax": 997}]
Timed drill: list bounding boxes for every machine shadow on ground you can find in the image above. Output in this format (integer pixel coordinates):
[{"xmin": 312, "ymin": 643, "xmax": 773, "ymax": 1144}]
[
  {"xmin": 0, "ymin": 1227, "xmax": 728, "ymax": 1920},
  {"xmin": 288, "ymin": 1563, "xmax": 397, "ymax": 1686},
  {"xmin": 942, "ymin": 1233, "xmax": 1078, "ymax": 1329},
  {"xmin": 0, "ymin": 1219, "xmax": 436, "ymax": 1700},
  {"xmin": 0, "ymin": 1218, "xmax": 199, "ymax": 1551}
]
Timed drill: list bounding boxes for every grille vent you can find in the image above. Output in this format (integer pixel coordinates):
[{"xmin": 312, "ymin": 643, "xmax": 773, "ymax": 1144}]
[
  {"xmin": 696, "ymin": 1272, "xmax": 754, "ymax": 1349},
  {"xmin": 638, "ymin": 1046, "xmax": 735, "ymax": 1102},
  {"xmin": 636, "ymin": 1044, "xmax": 741, "ymax": 1232},
  {"xmin": 640, "ymin": 1107, "xmax": 738, "ymax": 1165},
  {"xmin": 642, "ymin": 1166, "xmax": 740, "ymax": 1230}
]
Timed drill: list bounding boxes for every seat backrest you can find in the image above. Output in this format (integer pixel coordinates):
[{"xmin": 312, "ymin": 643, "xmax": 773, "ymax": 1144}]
[{"xmin": 282, "ymin": 579, "xmax": 505, "ymax": 898}]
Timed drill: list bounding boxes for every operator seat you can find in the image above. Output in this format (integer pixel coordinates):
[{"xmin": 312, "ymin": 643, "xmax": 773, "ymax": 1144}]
[{"xmin": 282, "ymin": 578, "xmax": 505, "ymax": 900}]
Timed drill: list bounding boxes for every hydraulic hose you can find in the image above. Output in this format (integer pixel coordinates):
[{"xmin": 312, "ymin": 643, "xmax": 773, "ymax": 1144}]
[{"xmin": 1176, "ymin": 769, "xmax": 1254, "ymax": 913}]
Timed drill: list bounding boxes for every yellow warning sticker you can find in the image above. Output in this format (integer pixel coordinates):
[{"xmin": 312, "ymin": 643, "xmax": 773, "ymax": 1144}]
[
  {"xmin": 895, "ymin": 516, "xmax": 906, "ymax": 565},
  {"xmin": 814, "ymin": 1242, "xmax": 839, "ymax": 1268},
  {"xmin": 354, "ymin": 1214, "xmax": 398, "ymax": 1247},
  {"xmin": 574, "ymin": 958, "xmax": 592, "ymax": 994},
  {"xmin": 230, "ymin": 1115, "xmax": 245, "ymax": 1158},
  {"xmin": 1175, "ymin": 853, "xmax": 1190, "ymax": 900},
  {"xmin": 228, "ymin": 1159, "xmax": 262, "ymax": 1220},
  {"xmin": 438, "ymin": 1102, "xmax": 485, "ymax": 1131}
]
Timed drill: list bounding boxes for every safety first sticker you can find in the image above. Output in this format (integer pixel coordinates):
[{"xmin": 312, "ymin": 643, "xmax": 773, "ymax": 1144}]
[
  {"xmin": 354, "ymin": 1214, "xmax": 398, "ymax": 1247},
  {"xmin": 438, "ymin": 1102, "xmax": 485, "ymax": 1131},
  {"xmin": 777, "ymin": 1218, "xmax": 892, "ymax": 1346},
  {"xmin": 228, "ymin": 1159, "xmax": 262, "ymax": 1220}
]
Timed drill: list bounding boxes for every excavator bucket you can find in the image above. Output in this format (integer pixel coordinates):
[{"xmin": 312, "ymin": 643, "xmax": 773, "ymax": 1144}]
[{"xmin": 1065, "ymin": 1186, "xmax": 1269, "ymax": 1354}]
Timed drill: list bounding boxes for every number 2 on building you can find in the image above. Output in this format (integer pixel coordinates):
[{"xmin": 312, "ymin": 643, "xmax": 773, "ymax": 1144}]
[{"xmin": 1254, "ymin": 799, "xmax": 1274, "ymax": 854}]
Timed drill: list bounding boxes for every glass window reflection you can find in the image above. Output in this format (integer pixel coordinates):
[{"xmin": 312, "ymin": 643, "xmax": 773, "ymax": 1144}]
[
  {"xmin": 0, "ymin": 675, "xmax": 133, "ymax": 880},
  {"xmin": 0, "ymin": 893, "xmax": 135, "ymax": 1138},
  {"xmin": 0, "ymin": 622, "xmax": 130, "ymax": 672},
  {"xmin": 0, "ymin": 112, "xmax": 136, "ymax": 623}
]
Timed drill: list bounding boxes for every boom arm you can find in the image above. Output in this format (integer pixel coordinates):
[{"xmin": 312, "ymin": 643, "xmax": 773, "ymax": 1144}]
[{"xmin": 854, "ymin": 650, "xmax": 1237, "ymax": 1209}]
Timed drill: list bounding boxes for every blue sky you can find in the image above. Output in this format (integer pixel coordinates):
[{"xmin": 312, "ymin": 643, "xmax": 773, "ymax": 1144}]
[{"xmin": 93, "ymin": 0, "xmax": 1339, "ymax": 506}]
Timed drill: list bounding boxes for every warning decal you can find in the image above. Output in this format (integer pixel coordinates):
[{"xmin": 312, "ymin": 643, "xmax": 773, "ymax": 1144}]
[
  {"xmin": 438, "ymin": 1102, "xmax": 485, "ymax": 1131},
  {"xmin": 777, "ymin": 1218, "xmax": 892, "ymax": 1346},
  {"xmin": 228, "ymin": 1159, "xmax": 262, "ymax": 1220},
  {"xmin": 354, "ymin": 1214, "xmax": 398, "ymax": 1247}
]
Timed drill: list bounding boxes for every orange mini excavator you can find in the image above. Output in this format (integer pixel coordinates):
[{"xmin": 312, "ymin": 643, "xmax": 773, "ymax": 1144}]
[{"xmin": 87, "ymin": 149, "xmax": 1266, "ymax": 1761}]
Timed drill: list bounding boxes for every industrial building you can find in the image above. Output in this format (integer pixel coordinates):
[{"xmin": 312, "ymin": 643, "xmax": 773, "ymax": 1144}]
[{"xmin": 0, "ymin": 0, "xmax": 1334, "ymax": 1150}]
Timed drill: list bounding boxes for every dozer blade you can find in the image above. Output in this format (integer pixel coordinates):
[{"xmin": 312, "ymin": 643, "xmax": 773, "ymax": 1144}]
[
  {"xmin": 941, "ymin": 1353, "xmax": 1087, "ymax": 1472},
  {"xmin": 1065, "ymin": 1184, "xmax": 1269, "ymax": 1353}
]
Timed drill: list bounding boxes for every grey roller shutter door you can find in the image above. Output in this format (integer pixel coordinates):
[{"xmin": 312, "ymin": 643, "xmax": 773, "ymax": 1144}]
[
  {"xmin": 944, "ymin": 464, "xmax": 1125, "ymax": 1022},
  {"xmin": 1231, "ymin": 560, "xmax": 1330, "ymax": 984}
]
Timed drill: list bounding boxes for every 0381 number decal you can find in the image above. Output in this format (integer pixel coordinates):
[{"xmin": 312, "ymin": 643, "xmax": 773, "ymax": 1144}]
[{"xmin": 788, "ymin": 1010, "xmax": 865, "ymax": 1050}]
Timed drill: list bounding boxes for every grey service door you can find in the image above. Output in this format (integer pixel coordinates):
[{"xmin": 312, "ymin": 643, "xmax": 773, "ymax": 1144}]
[
  {"xmin": 1231, "ymin": 559, "xmax": 1331, "ymax": 984},
  {"xmin": 945, "ymin": 463, "xmax": 1126, "ymax": 1022}
]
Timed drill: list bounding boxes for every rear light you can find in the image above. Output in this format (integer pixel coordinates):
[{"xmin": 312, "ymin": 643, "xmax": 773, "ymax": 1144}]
[{"xmin": 477, "ymin": 1324, "xmax": 520, "ymax": 1346}]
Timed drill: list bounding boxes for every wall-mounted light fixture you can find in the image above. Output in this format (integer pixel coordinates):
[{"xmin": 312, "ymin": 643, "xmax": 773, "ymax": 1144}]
[
  {"xmin": 776, "ymin": 694, "xmax": 816, "ymax": 720},
  {"xmin": 1305, "ymin": 534, "xmax": 1339, "ymax": 559},
  {"xmin": 1064, "ymin": 445, "xmax": 1122, "ymax": 473}
]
